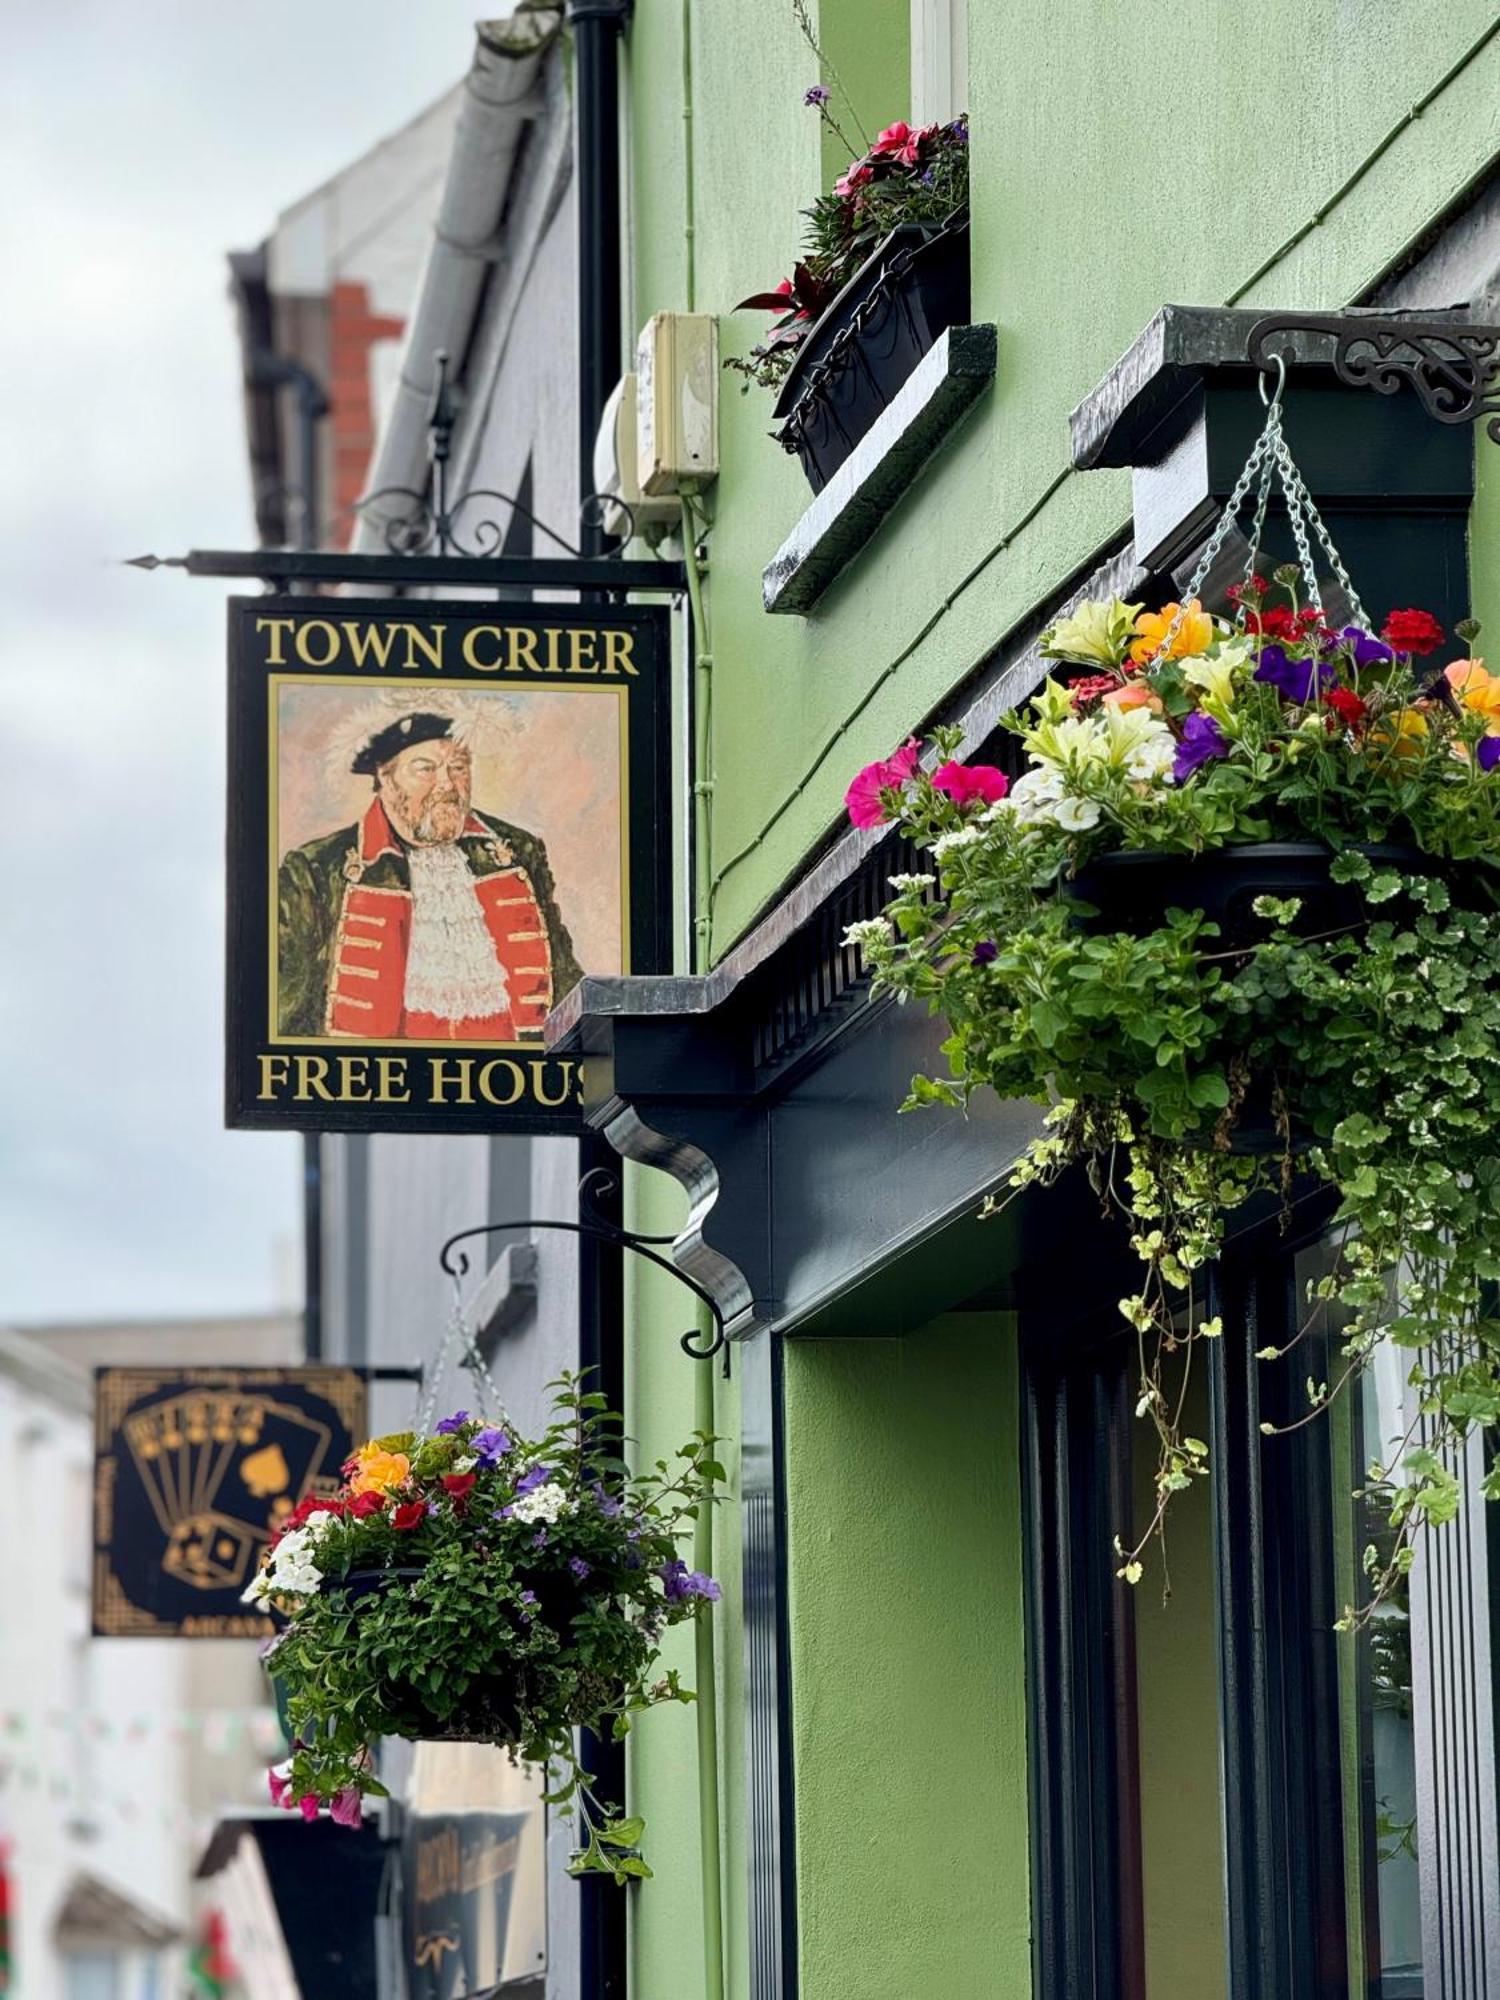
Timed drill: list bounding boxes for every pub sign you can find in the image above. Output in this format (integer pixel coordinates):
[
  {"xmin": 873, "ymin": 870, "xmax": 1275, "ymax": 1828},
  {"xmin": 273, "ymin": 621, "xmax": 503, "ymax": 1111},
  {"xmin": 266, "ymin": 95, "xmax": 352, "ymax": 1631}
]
[
  {"xmin": 93, "ymin": 1366, "xmax": 366, "ymax": 1638},
  {"xmin": 226, "ymin": 596, "xmax": 671, "ymax": 1133}
]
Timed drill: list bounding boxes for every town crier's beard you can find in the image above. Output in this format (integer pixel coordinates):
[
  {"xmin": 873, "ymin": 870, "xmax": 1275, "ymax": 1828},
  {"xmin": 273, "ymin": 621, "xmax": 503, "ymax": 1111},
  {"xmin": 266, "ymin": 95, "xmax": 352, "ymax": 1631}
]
[{"xmin": 377, "ymin": 736, "xmax": 472, "ymax": 845}]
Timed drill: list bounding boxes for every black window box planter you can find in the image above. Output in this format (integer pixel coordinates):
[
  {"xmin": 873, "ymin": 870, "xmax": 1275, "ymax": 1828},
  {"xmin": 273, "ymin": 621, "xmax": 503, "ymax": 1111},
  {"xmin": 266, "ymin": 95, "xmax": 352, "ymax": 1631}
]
[{"xmin": 772, "ymin": 215, "xmax": 970, "ymax": 493}]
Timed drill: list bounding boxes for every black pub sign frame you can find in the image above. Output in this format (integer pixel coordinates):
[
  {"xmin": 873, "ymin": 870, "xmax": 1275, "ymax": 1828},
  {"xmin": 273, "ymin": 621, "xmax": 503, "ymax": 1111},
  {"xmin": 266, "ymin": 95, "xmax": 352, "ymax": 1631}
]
[{"xmin": 225, "ymin": 594, "xmax": 672, "ymax": 1134}]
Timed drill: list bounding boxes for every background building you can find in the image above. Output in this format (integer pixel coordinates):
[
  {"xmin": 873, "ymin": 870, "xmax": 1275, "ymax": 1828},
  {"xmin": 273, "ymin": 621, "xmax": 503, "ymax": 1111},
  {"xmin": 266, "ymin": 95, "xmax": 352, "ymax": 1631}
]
[{"xmin": 0, "ymin": 1314, "xmax": 298, "ymax": 2000}]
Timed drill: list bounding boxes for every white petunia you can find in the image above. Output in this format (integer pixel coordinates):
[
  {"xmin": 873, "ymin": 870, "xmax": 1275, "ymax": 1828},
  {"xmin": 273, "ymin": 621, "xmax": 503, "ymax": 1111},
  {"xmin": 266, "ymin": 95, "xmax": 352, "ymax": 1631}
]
[
  {"xmin": 1053, "ymin": 795, "xmax": 1103, "ymax": 831},
  {"xmin": 841, "ymin": 918, "xmax": 891, "ymax": 950},
  {"xmin": 888, "ymin": 872, "xmax": 935, "ymax": 892},
  {"xmin": 931, "ymin": 825, "xmax": 983, "ymax": 860}
]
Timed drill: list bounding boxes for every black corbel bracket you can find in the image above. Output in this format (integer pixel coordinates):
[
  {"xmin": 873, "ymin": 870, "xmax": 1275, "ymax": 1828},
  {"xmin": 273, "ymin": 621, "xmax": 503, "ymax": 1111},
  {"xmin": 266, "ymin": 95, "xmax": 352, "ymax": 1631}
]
[{"xmin": 1247, "ymin": 313, "xmax": 1500, "ymax": 441}]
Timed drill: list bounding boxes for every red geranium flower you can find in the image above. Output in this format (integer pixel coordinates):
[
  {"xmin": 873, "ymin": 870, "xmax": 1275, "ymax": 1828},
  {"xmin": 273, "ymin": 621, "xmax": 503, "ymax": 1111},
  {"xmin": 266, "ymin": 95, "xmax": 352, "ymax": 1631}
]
[
  {"xmin": 349, "ymin": 1491, "xmax": 386, "ymax": 1518},
  {"xmin": 1250, "ymin": 605, "xmax": 1300, "ymax": 641},
  {"xmin": 1322, "ymin": 685, "xmax": 1368, "ymax": 730},
  {"xmin": 1380, "ymin": 608, "xmax": 1444, "ymax": 657},
  {"xmin": 442, "ymin": 1472, "xmax": 477, "ymax": 1508},
  {"xmin": 1067, "ymin": 673, "xmax": 1121, "ymax": 709},
  {"xmin": 391, "ymin": 1501, "xmax": 426, "ymax": 1533}
]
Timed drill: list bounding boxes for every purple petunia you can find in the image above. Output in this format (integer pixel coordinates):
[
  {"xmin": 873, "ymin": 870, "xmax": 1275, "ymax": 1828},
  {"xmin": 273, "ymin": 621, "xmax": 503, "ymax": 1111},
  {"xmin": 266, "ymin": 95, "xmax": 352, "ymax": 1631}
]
[
  {"xmin": 568, "ymin": 1556, "xmax": 591, "ymax": 1580},
  {"xmin": 514, "ymin": 1464, "xmax": 552, "ymax": 1496},
  {"xmin": 434, "ymin": 1411, "xmax": 470, "ymax": 1435},
  {"xmin": 492, "ymin": 1505, "xmax": 514, "ymax": 1520},
  {"xmin": 1480, "ymin": 736, "xmax": 1500, "ymax": 772},
  {"xmin": 533, "ymin": 1529, "xmax": 549, "ymax": 1549},
  {"xmin": 1253, "ymin": 645, "xmax": 1332, "ymax": 703},
  {"xmin": 971, "ymin": 940, "xmax": 999, "ymax": 966},
  {"xmin": 591, "ymin": 1481, "xmax": 622, "ymax": 1519},
  {"xmin": 1173, "ymin": 712, "xmax": 1230, "ymax": 783},
  {"xmin": 1340, "ymin": 625, "xmax": 1394, "ymax": 670},
  {"xmin": 473, "ymin": 1427, "xmax": 511, "ymax": 1466},
  {"xmin": 659, "ymin": 1557, "xmax": 722, "ymax": 1604}
]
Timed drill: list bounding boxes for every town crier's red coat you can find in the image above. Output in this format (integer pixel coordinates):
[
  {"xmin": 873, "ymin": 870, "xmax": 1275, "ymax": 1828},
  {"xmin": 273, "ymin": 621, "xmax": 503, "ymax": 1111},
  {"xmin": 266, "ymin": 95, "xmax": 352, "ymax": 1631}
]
[{"xmin": 276, "ymin": 798, "xmax": 581, "ymax": 1041}]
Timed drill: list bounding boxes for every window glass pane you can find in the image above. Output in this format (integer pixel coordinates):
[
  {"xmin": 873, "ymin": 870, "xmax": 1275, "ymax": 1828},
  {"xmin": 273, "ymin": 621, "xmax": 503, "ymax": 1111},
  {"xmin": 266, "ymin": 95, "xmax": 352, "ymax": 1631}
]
[
  {"xmin": 66, "ymin": 1954, "xmax": 120, "ymax": 2000},
  {"xmin": 1298, "ymin": 1235, "xmax": 1423, "ymax": 1998}
]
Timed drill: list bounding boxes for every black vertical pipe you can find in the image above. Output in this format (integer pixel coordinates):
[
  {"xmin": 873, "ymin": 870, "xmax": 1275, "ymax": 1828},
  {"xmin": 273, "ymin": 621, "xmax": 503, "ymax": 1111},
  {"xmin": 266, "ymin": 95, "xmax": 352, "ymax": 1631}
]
[{"xmin": 566, "ymin": 6, "xmax": 631, "ymax": 1995}]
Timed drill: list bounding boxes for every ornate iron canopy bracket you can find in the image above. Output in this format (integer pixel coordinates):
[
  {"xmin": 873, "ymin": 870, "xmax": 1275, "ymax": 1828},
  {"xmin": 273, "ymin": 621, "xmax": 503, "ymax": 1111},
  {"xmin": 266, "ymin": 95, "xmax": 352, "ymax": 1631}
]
[
  {"xmin": 1247, "ymin": 313, "xmax": 1500, "ymax": 441},
  {"xmin": 438, "ymin": 1168, "xmax": 728, "ymax": 1370}
]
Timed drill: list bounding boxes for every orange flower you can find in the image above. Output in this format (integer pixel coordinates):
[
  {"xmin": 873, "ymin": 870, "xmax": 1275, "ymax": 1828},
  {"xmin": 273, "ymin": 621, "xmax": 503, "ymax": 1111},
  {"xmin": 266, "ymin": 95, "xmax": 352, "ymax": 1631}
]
[
  {"xmin": 1101, "ymin": 680, "xmax": 1163, "ymax": 713},
  {"xmin": 1129, "ymin": 599, "xmax": 1214, "ymax": 666},
  {"xmin": 1444, "ymin": 658, "xmax": 1500, "ymax": 720},
  {"xmin": 348, "ymin": 1447, "xmax": 411, "ymax": 1497}
]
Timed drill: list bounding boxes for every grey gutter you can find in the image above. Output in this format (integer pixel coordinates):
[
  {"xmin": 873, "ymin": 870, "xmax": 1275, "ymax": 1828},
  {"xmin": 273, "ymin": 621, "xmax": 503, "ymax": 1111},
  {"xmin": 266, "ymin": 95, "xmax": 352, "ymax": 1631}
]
[{"xmin": 354, "ymin": 6, "xmax": 563, "ymax": 552}]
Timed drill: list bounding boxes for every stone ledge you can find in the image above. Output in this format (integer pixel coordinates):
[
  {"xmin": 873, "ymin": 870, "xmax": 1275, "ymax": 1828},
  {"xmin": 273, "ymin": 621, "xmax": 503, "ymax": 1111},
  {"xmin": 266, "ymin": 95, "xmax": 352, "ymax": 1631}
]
[{"xmin": 762, "ymin": 322, "xmax": 997, "ymax": 616}]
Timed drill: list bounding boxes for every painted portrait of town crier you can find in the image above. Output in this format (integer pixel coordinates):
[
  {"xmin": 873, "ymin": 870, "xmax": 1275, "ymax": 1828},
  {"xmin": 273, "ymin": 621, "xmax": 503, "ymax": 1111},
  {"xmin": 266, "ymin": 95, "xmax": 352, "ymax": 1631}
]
[{"xmin": 277, "ymin": 709, "xmax": 582, "ymax": 1040}]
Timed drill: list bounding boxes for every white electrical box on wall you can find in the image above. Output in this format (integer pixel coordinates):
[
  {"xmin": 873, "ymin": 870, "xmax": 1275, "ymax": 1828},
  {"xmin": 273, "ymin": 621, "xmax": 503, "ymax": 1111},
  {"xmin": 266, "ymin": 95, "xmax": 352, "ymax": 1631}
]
[
  {"xmin": 635, "ymin": 312, "xmax": 718, "ymax": 495},
  {"xmin": 592, "ymin": 374, "xmax": 680, "ymax": 536}
]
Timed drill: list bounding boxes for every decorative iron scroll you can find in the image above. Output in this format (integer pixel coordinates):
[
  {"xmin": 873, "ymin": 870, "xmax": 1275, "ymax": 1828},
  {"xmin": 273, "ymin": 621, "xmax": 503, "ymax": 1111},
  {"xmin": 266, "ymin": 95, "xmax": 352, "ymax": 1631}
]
[
  {"xmin": 439, "ymin": 1168, "xmax": 727, "ymax": 1368},
  {"xmin": 357, "ymin": 349, "xmax": 636, "ymax": 557},
  {"xmin": 1247, "ymin": 313, "xmax": 1500, "ymax": 442}
]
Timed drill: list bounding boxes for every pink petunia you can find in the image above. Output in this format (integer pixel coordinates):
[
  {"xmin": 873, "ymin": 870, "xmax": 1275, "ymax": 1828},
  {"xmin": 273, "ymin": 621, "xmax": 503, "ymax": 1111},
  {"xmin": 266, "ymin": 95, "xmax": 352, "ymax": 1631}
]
[
  {"xmin": 330, "ymin": 1786, "xmax": 364, "ymax": 1829},
  {"xmin": 267, "ymin": 1765, "xmax": 292, "ymax": 1809},
  {"xmin": 298, "ymin": 1794, "xmax": 320, "ymax": 1822},
  {"xmin": 872, "ymin": 121, "xmax": 913, "ymax": 155},
  {"xmin": 833, "ymin": 161, "xmax": 874, "ymax": 197},
  {"xmin": 931, "ymin": 761, "xmax": 1009, "ymax": 808},
  {"xmin": 845, "ymin": 740, "xmax": 920, "ymax": 829}
]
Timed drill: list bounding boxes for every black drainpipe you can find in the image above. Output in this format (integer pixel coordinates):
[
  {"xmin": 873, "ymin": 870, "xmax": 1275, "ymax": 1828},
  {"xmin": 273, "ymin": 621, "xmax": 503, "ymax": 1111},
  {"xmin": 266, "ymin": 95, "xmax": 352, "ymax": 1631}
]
[{"xmin": 566, "ymin": 5, "xmax": 631, "ymax": 1998}]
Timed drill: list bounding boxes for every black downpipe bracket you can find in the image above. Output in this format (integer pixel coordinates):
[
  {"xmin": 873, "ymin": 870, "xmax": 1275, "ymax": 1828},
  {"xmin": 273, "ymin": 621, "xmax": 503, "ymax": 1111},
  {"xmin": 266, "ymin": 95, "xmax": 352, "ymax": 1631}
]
[{"xmin": 567, "ymin": 4, "xmax": 632, "ymax": 1996}]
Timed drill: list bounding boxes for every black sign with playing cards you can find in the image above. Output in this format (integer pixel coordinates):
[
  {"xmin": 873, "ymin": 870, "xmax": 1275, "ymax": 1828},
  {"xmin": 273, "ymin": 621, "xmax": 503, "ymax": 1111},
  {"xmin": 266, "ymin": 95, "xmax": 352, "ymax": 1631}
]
[{"xmin": 92, "ymin": 1367, "xmax": 367, "ymax": 1638}]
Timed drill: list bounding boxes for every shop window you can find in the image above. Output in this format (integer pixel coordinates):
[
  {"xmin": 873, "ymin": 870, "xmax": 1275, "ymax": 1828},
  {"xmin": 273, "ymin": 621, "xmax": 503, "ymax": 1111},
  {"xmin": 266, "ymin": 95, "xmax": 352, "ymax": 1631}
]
[
  {"xmin": 1019, "ymin": 1202, "xmax": 1500, "ymax": 1998},
  {"xmin": 65, "ymin": 1955, "xmax": 119, "ymax": 2000}
]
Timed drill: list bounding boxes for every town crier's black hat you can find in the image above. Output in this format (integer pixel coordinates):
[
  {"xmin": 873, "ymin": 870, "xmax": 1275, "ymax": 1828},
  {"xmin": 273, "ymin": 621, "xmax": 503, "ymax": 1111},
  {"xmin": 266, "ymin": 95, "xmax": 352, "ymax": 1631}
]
[{"xmin": 351, "ymin": 711, "xmax": 454, "ymax": 776}]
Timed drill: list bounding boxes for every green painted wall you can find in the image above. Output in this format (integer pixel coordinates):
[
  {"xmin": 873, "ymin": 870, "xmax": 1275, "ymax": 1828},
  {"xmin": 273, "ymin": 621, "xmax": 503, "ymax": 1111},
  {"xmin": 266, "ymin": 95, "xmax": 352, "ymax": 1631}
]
[
  {"xmin": 627, "ymin": 2, "xmax": 1500, "ymax": 953},
  {"xmin": 782, "ymin": 1315, "xmax": 1031, "ymax": 1998},
  {"xmin": 622, "ymin": 1168, "xmax": 750, "ymax": 2000},
  {"xmin": 618, "ymin": 6, "xmax": 1500, "ymax": 1995}
]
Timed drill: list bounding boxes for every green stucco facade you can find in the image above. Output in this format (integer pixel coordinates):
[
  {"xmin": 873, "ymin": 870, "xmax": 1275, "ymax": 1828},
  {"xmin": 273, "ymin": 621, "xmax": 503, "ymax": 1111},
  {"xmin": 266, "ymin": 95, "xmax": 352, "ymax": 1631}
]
[{"xmin": 615, "ymin": 6, "xmax": 1500, "ymax": 1995}]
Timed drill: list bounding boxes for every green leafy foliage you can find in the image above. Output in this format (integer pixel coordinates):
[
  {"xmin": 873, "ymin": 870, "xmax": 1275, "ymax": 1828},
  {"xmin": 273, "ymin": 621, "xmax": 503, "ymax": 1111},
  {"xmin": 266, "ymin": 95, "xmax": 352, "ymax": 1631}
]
[{"xmin": 852, "ymin": 583, "xmax": 1500, "ymax": 1612}]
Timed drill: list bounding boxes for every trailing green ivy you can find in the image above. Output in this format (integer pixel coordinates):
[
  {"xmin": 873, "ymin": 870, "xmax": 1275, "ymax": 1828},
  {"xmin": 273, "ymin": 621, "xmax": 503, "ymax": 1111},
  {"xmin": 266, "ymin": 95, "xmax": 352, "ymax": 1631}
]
[{"xmin": 848, "ymin": 580, "xmax": 1500, "ymax": 1611}]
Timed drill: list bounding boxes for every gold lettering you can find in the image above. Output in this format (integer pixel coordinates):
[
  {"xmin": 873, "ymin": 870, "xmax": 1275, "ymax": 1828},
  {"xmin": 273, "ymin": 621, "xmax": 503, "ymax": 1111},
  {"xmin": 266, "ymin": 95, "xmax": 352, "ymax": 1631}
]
[
  {"xmin": 566, "ymin": 629, "xmax": 599, "ymax": 675},
  {"xmin": 403, "ymin": 624, "xmax": 444, "ymax": 671},
  {"xmin": 427, "ymin": 1057, "xmax": 475, "ymax": 1106},
  {"xmin": 529, "ymin": 1058, "xmax": 579, "ymax": 1108},
  {"xmin": 376, "ymin": 1055, "xmax": 411, "ymax": 1103},
  {"xmin": 543, "ymin": 627, "xmax": 563, "ymax": 674},
  {"xmin": 506, "ymin": 628, "xmax": 540, "ymax": 674},
  {"xmin": 255, "ymin": 617, "xmax": 296, "ymax": 666},
  {"xmin": 293, "ymin": 620, "xmax": 340, "ymax": 668},
  {"xmin": 478, "ymin": 1059, "xmax": 526, "ymax": 1107},
  {"xmin": 294, "ymin": 1055, "xmax": 335, "ymax": 1101},
  {"xmin": 461, "ymin": 626, "xmax": 504, "ymax": 672},
  {"xmin": 601, "ymin": 628, "xmax": 638, "ymax": 677},
  {"xmin": 257, "ymin": 1053, "xmax": 291, "ymax": 1099},
  {"xmin": 336, "ymin": 1055, "xmax": 372, "ymax": 1101},
  {"xmin": 343, "ymin": 622, "xmax": 398, "ymax": 669}
]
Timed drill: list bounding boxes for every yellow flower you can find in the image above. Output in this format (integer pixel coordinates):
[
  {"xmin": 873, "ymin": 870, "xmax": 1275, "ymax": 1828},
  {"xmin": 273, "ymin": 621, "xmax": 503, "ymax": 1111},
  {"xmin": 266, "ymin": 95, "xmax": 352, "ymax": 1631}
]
[
  {"xmin": 348, "ymin": 1447, "xmax": 411, "ymax": 1497},
  {"xmin": 1445, "ymin": 658, "xmax": 1500, "ymax": 720},
  {"xmin": 1370, "ymin": 709, "xmax": 1430, "ymax": 757},
  {"xmin": 1181, "ymin": 647, "xmax": 1246, "ymax": 711},
  {"xmin": 1130, "ymin": 599, "xmax": 1215, "ymax": 666},
  {"xmin": 1041, "ymin": 598, "xmax": 1143, "ymax": 669}
]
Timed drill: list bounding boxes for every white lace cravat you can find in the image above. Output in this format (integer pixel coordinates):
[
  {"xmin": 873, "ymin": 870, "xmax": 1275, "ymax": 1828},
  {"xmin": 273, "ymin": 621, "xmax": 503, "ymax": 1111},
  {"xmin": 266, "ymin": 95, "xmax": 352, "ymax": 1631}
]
[{"xmin": 403, "ymin": 843, "xmax": 511, "ymax": 1022}]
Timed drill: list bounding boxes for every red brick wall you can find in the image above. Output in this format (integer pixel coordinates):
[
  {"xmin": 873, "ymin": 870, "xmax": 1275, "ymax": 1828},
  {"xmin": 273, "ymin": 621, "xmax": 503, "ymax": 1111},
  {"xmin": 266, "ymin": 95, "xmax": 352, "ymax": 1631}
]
[{"xmin": 327, "ymin": 281, "xmax": 405, "ymax": 549}]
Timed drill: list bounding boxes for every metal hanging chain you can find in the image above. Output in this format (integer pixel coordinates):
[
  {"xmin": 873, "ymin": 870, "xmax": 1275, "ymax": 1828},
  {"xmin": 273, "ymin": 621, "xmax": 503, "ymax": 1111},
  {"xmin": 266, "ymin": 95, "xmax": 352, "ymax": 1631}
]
[
  {"xmin": 412, "ymin": 1279, "xmax": 515, "ymax": 1438},
  {"xmin": 1146, "ymin": 352, "xmax": 1369, "ymax": 659}
]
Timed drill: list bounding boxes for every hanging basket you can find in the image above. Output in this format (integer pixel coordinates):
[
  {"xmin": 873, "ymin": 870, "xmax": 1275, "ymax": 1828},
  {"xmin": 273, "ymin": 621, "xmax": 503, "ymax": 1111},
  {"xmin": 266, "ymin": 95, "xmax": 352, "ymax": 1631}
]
[{"xmin": 1061, "ymin": 840, "xmax": 1437, "ymax": 946}]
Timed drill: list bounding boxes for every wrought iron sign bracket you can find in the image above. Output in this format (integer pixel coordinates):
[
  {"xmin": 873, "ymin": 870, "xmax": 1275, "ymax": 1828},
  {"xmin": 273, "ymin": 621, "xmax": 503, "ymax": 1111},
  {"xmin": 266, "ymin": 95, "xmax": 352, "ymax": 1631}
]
[
  {"xmin": 1247, "ymin": 312, "xmax": 1500, "ymax": 440},
  {"xmin": 438, "ymin": 1169, "xmax": 729, "ymax": 1371}
]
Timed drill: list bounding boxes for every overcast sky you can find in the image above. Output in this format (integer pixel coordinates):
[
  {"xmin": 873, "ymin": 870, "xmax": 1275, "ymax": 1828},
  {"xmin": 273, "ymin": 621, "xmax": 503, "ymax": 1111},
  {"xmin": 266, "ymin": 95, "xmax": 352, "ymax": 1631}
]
[{"xmin": 0, "ymin": 4, "xmax": 492, "ymax": 1322}]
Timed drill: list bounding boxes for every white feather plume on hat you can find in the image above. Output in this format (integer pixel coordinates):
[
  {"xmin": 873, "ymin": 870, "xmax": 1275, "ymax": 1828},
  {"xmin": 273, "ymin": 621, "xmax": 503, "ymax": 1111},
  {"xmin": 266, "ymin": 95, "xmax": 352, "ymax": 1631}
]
[{"xmin": 322, "ymin": 688, "xmax": 524, "ymax": 787}]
